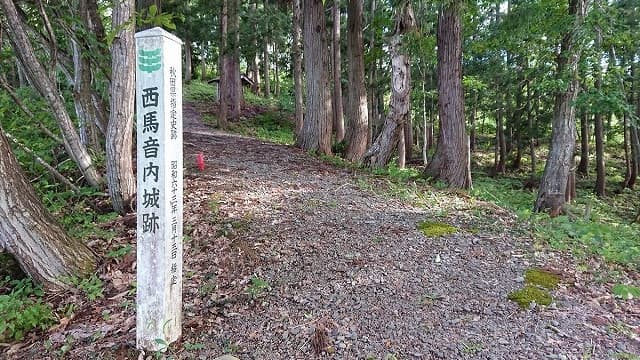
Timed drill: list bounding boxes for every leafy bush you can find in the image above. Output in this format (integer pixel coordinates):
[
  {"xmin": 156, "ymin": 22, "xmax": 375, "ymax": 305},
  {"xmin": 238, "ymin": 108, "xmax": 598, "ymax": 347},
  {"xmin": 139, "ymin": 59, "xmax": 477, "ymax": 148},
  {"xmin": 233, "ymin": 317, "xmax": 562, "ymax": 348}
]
[{"xmin": 0, "ymin": 277, "xmax": 55, "ymax": 341}]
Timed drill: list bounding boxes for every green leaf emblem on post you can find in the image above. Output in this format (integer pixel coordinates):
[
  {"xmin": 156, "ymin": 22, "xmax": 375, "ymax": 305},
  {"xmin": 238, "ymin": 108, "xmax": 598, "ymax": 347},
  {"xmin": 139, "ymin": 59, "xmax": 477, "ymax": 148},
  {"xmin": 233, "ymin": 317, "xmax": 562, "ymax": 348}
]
[{"xmin": 138, "ymin": 48, "xmax": 162, "ymax": 73}]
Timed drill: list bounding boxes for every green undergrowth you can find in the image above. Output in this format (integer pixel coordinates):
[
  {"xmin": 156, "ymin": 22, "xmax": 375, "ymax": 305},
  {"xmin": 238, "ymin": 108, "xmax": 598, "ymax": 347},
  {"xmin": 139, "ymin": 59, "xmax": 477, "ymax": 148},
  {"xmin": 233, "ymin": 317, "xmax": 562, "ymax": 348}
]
[
  {"xmin": 472, "ymin": 174, "xmax": 640, "ymax": 269},
  {"xmin": 0, "ymin": 277, "xmax": 55, "ymax": 342},
  {"xmin": 44, "ymin": 187, "xmax": 118, "ymax": 242},
  {"xmin": 184, "ymin": 80, "xmax": 217, "ymax": 101},
  {"xmin": 227, "ymin": 111, "xmax": 295, "ymax": 145}
]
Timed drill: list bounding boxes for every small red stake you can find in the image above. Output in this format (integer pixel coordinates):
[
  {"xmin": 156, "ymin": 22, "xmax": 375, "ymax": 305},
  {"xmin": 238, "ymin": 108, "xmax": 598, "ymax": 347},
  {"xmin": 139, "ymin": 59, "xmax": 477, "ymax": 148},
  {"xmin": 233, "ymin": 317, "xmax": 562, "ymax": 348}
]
[{"xmin": 196, "ymin": 153, "xmax": 205, "ymax": 171}]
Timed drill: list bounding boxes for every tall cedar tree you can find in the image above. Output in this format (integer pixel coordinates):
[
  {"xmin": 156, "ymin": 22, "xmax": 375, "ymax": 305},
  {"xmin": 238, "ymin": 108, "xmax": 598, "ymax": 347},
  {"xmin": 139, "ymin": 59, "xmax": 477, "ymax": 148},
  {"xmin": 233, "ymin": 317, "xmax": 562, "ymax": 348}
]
[
  {"xmin": 332, "ymin": 0, "xmax": 345, "ymax": 142},
  {"xmin": 363, "ymin": 1, "xmax": 414, "ymax": 167},
  {"xmin": 297, "ymin": 0, "xmax": 333, "ymax": 154},
  {"xmin": 345, "ymin": 0, "xmax": 369, "ymax": 162},
  {"xmin": 292, "ymin": 0, "xmax": 304, "ymax": 136},
  {"xmin": 106, "ymin": 0, "xmax": 136, "ymax": 214},
  {"xmin": 534, "ymin": 0, "xmax": 588, "ymax": 213},
  {"xmin": 424, "ymin": 0, "xmax": 471, "ymax": 189}
]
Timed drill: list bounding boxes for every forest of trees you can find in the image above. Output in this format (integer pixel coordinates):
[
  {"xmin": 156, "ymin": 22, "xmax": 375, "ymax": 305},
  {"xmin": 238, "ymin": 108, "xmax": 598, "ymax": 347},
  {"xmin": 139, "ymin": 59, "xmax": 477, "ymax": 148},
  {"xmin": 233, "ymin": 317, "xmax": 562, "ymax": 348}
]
[{"xmin": 0, "ymin": 0, "xmax": 639, "ymax": 286}]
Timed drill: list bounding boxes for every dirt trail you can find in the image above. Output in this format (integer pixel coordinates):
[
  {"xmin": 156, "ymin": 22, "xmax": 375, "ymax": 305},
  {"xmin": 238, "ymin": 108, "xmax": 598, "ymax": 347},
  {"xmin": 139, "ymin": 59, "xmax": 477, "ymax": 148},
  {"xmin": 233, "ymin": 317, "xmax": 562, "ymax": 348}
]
[
  {"xmin": 177, "ymin": 104, "xmax": 639, "ymax": 359},
  {"xmin": 11, "ymin": 103, "xmax": 638, "ymax": 360}
]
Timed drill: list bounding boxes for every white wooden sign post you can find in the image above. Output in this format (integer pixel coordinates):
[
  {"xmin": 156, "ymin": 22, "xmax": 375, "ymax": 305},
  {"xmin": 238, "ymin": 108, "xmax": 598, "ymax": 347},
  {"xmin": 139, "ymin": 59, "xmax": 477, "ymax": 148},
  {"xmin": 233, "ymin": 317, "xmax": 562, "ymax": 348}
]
[{"xmin": 135, "ymin": 27, "xmax": 183, "ymax": 351}]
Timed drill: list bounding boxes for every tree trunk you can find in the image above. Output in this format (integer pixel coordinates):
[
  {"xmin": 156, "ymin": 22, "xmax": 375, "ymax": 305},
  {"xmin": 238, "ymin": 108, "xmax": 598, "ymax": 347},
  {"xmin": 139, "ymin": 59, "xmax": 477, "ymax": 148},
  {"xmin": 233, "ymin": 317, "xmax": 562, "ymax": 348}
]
[
  {"xmin": 534, "ymin": 0, "xmax": 587, "ymax": 213},
  {"xmin": 470, "ymin": 93, "xmax": 477, "ymax": 152},
  {"xmin": 628, "ymin": 113, "xmax": 639, "ymax": 189},
  {"xmin": 218, "ymin": 0, "xmax": 242, "ymax": 121},
  {"xmin": 218, "ymin": 0, "xmax": 229, "ymax": 128},
  {"xmin": 510, "ymin": 83, "xmax": 524, "ymax": 171},
  {"xmin": 424, "ymin": 1, "xmax": 471, "ymax": 189},
  {"xmin": 297, "ymin": 0, "xmax": 332, "ymax": 154},
  {"xmin": 274, "ymin": 42, "xmax": 280, "ymax": 97},
  {"xmin": 495, "ymin": 105, "xmax": 506, "ymax": 174},
  {"xmin": 577, "ymin": 112, "xmax": 589, "ymax": 175},
  {"xmin": 16, "ymin": 58, "xmax": 28, "ymax": 87},
  {"xmin": 106, "ymin": 0, "xmax": 136, "ymax": 214},
  {"xmin": 71, "ymin": 39, "xmax": 102, "ymax": 153},
  {"xmin": 527, "ymin": 80, "xmax": 537, "ymax": 175},
  {"xmin": 292, "ymin": 0, "xmax": 304, "ymax": 137},
  {"xmin": 366, "ymin": 0, "xmax": 377, "ymax": 148},
  {"xmin": 332, "ymin": 1, "xmax": 345, "ymax": 143},
  {"xmin": 594, "ymin": 112, "xmax": 605, "ymax": 196},
  {"xmin": 263, "ymin": 35, "xmax": 271, "ymax": 97},
  {"xmin": 363, "ymin": 1, "xmax": 414, "ymax": 168},
  {"xmin": 625, "ymin": 59, "xmax": 639, "ymax": 189},
  {"xmin": 404, "ymin": 115, "xmax": 413, "ymax": 161},
  {"xmin": 1, "ymin": 0, "xmax": 103, "ymax": 188},
  {"xmin": 249, "ymin": 2, "xmax": 260, "ymax": 94},
  {"xmin": 344, "ymin": 0, "xmax": 369, "ymax": 162},
  {"xmin": 397, "ymin": 127, "xmax": 406, "ymax": 168},
  {"xmin": 593, "ymin": 26, "xmax": 605, "ymax": 197},
  {"xmin": 184, "ymin": 38, "xmax": 193, "ymax": 83},
  {"xmin": 200, "ymin": 48, "xmax": 207, "ymax": 81},
  {"xmin": 229, "ymin": 0, "xmax": 242, "ymax": 120},
  {"xmin": 0, "ymin": 128, "xmax": 96, "ymax": 289}
]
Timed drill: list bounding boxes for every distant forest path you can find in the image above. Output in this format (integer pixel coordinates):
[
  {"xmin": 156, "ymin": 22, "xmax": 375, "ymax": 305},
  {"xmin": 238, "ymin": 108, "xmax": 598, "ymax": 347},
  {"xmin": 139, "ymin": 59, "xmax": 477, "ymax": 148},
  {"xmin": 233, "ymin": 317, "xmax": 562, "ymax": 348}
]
[{"xmin": 176, "ymin": 102, "xmax": 640, "ymax": 359}]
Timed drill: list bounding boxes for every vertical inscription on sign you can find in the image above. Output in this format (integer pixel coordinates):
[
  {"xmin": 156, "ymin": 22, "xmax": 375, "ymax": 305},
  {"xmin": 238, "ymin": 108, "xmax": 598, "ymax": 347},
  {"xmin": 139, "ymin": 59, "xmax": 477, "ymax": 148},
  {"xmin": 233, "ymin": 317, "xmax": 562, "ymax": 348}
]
[{"xmin": 135, "ymin": 27, "xmax": 183, "ymax": 352}]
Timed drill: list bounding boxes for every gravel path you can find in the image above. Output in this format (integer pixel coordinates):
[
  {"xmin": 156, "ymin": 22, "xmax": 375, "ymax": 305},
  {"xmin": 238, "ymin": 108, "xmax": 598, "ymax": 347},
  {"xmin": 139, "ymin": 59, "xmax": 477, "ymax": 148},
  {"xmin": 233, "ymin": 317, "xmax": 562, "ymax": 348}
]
[
  {"xmin": 179, "ymin": 105, "xmax": 640, "ymax": 360},
  {"xmin": 9, "ymin": 104, "xmax": 637, "ymax": 360}
]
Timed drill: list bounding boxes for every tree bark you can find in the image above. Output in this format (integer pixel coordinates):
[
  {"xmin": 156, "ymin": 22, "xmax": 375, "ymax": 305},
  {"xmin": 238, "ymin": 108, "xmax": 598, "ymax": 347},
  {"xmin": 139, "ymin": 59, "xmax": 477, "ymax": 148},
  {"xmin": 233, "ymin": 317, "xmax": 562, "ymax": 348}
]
[
  {"xmin": 470, "ymin": 92, "xmax": 477, "ymax": 152},
  {"xmin": 594, "ymin": 111, "xmax": 605, "ymax": 196},
  {"xmin": 297, "ymin": 0, "xmax": 332, "ymax": 154},
  {"xmin": 631, "ymin": 60, "xmax": 640, "ymax": 189},
  {"xmin": 363, "ymin": 1, "xmax": 414, "ymax": 168},
  {"xmin": 274, "ymin": 42, "xmax": 280, "ymax": 97},
  {"xmin": 577, "ymin": 112, "xmax": 589, "ymax": 175},
  {"xmin": 184, "ymin": 38, "xmax": 193, "ymax": 83},
  {"xmin": 495, "ymin": 104, "xmax": 506, "ymax": 174},
  {"xmin": 397, "ymin": 128, "xmax": 406, "ymax": 168},
  {"xmin": 332, "ymin": 0, "xmax": 345, "ymax": 143},
  {"xmin": 344, "ymin": 0, "xmax": 369, "ymax": 162},
  {"xmin": 0, "ymin": 0, "xmax": 103, "ymax": 188},
  {"xmin": 0, "ymin": 128, "xmax": 96, "ymax": 289},
  {"xmin": 71, "ymin": 39, "xmax": 103, "ymax": 153},
  {"xmin": 200, "ymin": 47, "xmax": 207, "ymax": 81},
  {"xmin": 404, "ymin": 114, "xmax": 413, "ymax": 161},
  {"xmin": 424, "ymin": 0, "xmax": 471, "ymax": 189},
  {"xmin": 220, "ymin": 0, "xmax": 242, "ymax": 121},
  {"xmin": 292, "ymin": 0, "xmax": 304, "ymax": 137},
  {"xmin": 534, "ymin": 0, "xmax": 587, "ymax": 213},
  {"xmin": 106, "ymin": 0, "xmax": 136, "ymax": 214},
  {"xmin": 218, "ymin": 0, "xmax": 229, "ymax": 128},
  {"xmin": 527, "ymin": 80, "xmax": 537, "ymax": 175},
  {"xmin": 249, "ymin": 2, "xmax": 260, "ymax": 93},
  {"xmin": 263, "ymin": 33, "xmax": 271, "ymax": 97}
]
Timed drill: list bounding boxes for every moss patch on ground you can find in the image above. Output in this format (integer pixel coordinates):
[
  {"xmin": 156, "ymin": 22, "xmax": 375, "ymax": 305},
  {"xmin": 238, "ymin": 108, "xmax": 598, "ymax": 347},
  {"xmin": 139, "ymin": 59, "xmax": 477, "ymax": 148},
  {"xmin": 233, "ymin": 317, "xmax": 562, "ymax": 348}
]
[
  {"xmin": 508, "ymin": 285, "xmax": 553, "ymax": 308},
  {"xmin": 508, "ymin": 268, "xmax": 562, "ymax": 309},
  {"xmin": 417, "ymin": 221, "xmax": 457, "ymax": 237},
  {"xmin": 524, "ymin": 268, "xmax": 561, "ymax": 289}
]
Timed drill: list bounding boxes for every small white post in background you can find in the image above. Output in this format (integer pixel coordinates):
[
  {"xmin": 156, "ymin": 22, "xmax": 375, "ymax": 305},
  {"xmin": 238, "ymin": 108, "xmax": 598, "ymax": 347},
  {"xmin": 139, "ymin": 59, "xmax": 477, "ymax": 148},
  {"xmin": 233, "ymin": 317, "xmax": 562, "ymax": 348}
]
[{"xmin": 135, "ymin": 27, "xmax": 183, "ymax": 351}]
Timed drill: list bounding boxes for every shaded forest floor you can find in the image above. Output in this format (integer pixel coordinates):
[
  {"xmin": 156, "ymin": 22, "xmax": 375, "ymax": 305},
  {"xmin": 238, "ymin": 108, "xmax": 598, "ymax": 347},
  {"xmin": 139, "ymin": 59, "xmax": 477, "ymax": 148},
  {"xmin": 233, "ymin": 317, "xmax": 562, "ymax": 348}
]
[{"xmin": 6, "ymin": 101, "xmax": 640, "ymax": 360}]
